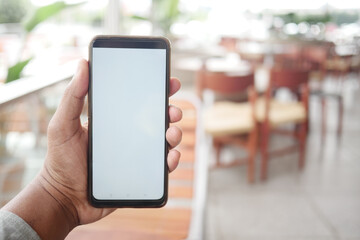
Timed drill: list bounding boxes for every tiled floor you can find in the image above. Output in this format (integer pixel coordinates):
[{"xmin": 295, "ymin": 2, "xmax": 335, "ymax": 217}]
[{"xmin": 204, "ymin": 76, "xmax": 360, "ymax": 240}]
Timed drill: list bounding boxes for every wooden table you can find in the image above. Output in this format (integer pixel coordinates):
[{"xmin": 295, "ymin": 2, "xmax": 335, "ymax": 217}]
[{"xmin": 174, "ymin": 55, "xmax": 270, "ymax": 92}]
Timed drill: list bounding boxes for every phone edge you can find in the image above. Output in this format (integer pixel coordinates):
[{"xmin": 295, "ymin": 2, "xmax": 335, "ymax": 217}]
[{"xmin": 87, "ymin": 35, "xmax": 171, "ymax": 208}]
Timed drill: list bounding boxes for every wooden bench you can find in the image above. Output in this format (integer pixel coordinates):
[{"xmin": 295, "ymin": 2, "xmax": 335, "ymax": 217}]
[{"xmin": 66, "ymin": 97, "xmax": 206, "ymax": 240}]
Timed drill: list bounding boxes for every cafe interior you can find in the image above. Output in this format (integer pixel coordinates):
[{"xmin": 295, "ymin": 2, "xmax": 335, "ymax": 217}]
[{"xmin": 0, "ymin": 0, "xmax": 359, "ymax": 239}]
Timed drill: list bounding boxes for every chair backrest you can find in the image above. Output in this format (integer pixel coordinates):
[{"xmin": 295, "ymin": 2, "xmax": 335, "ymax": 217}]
[
  {"xmin": 196, "ymin": 66, "xmax": 255, "ymax": 101},
  {"xmin": 261, "ymin": 67, "xmax": 310, "ymax": 124},
  {"xmin": 269, "ymin": 67, "xmax": 310, "ymax": 93},
  {"xmin": 273, "ymin": 46, "xmax": 303, "ymax": 68},
  {"xmin": 219, "ymin": 36, "xmax": 238, "ymax": 52},
  {"xmin": 301, "ymin": 42, "xmax": 334, "ymax": 69}
]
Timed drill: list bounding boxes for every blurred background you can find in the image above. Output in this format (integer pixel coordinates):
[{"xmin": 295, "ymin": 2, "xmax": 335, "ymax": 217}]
[{"xmin": 0, "ymin": 0, "xmax": 359, "ymax": 239}]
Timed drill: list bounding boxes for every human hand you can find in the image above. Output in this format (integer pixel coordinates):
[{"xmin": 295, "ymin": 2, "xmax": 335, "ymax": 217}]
[
  {"xmin": 3, "ymin": 60, "xmax": 182, "ymax": 239},
  {"xmin": 2, "ymin": 59, "xmax": 182, "ymax": 239},
  {"xmin": 42, "ymin": 59, "xmax": 182, "ymax": 225}
]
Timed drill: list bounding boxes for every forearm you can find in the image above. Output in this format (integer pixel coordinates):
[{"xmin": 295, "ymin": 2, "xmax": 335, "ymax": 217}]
[{"xmin": 2, "ymin": 172, "xmax": 78, "ymax": 240}]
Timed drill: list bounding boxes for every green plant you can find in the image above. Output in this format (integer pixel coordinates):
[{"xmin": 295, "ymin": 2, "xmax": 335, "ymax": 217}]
[
  {"xmin": 6, "ymin": 58, "xmax": 33, "ymax": 83},
  {"xmin": 275, "ymin": 11, "xmax": 359, "ymax": 26},
  {"xmin": 331, "ymin": 11, "xmax": 359, "ymax": 25},
  {"xmin": 0, "ymin": 0, "xmax": 28, "ymax": 24},
  {"xmin": 5, "ymin": 1, "xmax": 83, "ymax": 83},
  {"xmin": 276, "ymin": 12, "xmax": 332, "ymax": 25},
  {"xmin": 131, "ymin": 0, "xmax": 180, "ymax": 35},
  {"xmin": 153, "ymin": 0, "xmax": 180, "ymax": 35}
]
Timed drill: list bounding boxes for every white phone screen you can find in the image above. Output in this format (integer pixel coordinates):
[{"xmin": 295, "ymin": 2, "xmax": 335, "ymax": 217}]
[{"xmin": 92, "ymin": 47, "xmax": 167, "ymax": 200}]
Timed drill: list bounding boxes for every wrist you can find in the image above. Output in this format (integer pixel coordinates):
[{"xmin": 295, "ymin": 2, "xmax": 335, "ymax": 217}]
[
  {"xmin": 38, "ymin": 167, "xmax": 80, "ymax": 228},
  {"xmin": 3, "ymin": 171, "xmax": 79, "ymax": 240}
]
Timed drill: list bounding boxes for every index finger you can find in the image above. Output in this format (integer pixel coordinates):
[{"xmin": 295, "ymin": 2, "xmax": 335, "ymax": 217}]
[{"xmin": 169, "ymin": 77, "xmax": 181, "ymax": 97}]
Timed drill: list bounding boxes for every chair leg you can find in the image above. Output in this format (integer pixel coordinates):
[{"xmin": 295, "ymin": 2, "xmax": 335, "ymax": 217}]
[
  {"xmin": 305, "ymin": 115, "xmax": 310, "ymax": 135},
  {"xmin": 321, "ymin": 96, "xmax": 326, "ymax": 140},
  {"xmin": 213, "ymin": 139, "xmax": 222, "ymax": 167},
  {"xmin": 337, "ymin": 95, "xmax": 343, "ymax": 138},
  {"xmin": 298, "ymin": 122, "xmax": 307, "ymax": 169},
  {"xmin": 247, "ymin": 129, "xmax": 257, "ymax": 183},
  {"xmin": 260, "ymin": 123, "xmax": 269, "ymax": 180}
]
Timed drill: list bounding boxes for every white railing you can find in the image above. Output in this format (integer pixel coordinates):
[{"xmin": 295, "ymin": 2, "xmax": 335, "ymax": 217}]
[{"xmin": 0, "ymin": 61, "xmax": 78, "ymax": 109}]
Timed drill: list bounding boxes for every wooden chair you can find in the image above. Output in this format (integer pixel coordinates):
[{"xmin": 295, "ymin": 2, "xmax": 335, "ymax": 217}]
[
  {"xmin": 302, "ymin": 43, "xmax": 333, "ymax": 79},
  {"xmin": 219, "ymin": 36, "xmax": 238, "ymax": 52},
  {"xmin": 236, "ymin": 39, "xmax": 265, "ymax": 67},
  {"xmin": 257, "ymin": 67, "xmax": 309, "ymax": 180},
  {"xmin": 197, "ymin": 66, "xmax": 257, "ymax": 183},
  {"xmin": 66, "ymin": 98, "xmax": 206, "ymax": 240},
  {"xmin": 273, "ymin": 46, "xmax": 304, "ymax": 69},
  {"xmin": 302, "ymin": 43, "xmax": 344, "ymax": 138}
]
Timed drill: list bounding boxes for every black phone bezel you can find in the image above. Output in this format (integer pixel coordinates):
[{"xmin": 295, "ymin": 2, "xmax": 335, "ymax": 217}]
[{"xmin": 88, "ymin": 35, "xmax": 170, "ymax": 208}]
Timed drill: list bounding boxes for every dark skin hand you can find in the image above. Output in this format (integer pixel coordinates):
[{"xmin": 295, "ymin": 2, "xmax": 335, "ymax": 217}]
[{"xmin": 3, "ymin": 59, "xmax": 183, "ymax": 240}]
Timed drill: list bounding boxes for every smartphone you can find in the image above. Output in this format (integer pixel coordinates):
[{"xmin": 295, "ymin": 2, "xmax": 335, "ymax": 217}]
[{"xmin": 88, "ymin": 36, "xmax": 170, "ymax": 208}]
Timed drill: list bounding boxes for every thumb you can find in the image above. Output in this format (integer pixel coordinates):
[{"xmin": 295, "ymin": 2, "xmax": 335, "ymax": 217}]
[{"xmin": 55, "ymin": 59, "xmax": 89, "ymax": 124}]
